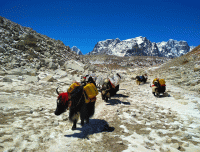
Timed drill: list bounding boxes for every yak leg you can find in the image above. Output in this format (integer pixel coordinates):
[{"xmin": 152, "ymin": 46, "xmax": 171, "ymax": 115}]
[
  {"xmin": 81, "ymin": 118, "xmax": 84, "ymax": 126},
  {"xmin": 80, "ymin": 117, "xmax": 89, "ymax": 126},
  {"xmin": 71, "ymin": 112, "xmax": 80, "ymax": 130},
  {"xmin": 86, "ymin": 118, "xmax": 89, "ymax": 124},
  {"xmin": 72, "ymin": 119, "xmax": 77, "ymax": 130}
]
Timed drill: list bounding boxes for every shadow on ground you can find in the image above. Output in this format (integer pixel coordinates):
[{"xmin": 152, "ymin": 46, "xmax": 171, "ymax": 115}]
[
  {"xmin": 136, "ymin": 82, "xmax": 151, "ymax": 85},
  {"xmin": 64, "ymin": 119, "xmax": 114, "ymax": 139},
  {"xmin": 114, "ymin": 94, "xmax": 129, "ymax": 98},
  {"xmin": 106, "ymin": 98, "xmax": 130, "ymax": 106},
  {"xmin": 154, "ymin": 92, "xmax": 171, "ymax": 98}
]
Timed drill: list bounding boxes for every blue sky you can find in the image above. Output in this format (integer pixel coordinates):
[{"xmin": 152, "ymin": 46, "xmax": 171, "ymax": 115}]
[{"xmin": 1, "ymin": 0, "xmax": 199, "ymax": 54}]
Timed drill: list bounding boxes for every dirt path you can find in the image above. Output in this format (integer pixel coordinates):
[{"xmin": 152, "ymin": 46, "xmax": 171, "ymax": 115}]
[{"xmin": 1, "ymin": 78, "xmax": 200, "ymax": 152}]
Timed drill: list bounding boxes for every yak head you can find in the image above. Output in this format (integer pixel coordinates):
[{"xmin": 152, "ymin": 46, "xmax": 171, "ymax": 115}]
[
  {"xmin": 54, "ymin": 87, "xmax": 69, "ymax": 116},
  {"xmin": 154, "ymin": 80, "xmax": 160, "ymax": 88}
]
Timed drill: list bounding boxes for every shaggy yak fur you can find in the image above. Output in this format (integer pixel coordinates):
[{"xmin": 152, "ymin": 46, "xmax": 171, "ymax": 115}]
[
  {"xmin": 101, "ymin": 79, "xmax": 119, "ymax": 102},
  {"xmin": 136, "ymin": 75, "xmax": 147, "ymax": 85},
  {"xmin": 152, "ymin": 80, "xmax": 166, "ymax": 97},
  {"xmin": 54, "ymin": 86, "xmax": 95, "ymax": 130}
]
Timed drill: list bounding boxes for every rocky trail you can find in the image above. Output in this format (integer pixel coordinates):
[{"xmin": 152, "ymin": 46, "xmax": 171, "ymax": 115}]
[{"xmin": 1, "ymin": 76, "xmax": 200, "ymax": 152}]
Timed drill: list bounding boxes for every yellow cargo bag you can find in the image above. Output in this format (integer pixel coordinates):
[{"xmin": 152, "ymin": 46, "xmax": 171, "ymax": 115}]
[
  {"xmin": 84, "ymin": 83, "xmax": 98, "ymax": 100},
  {"xmin": 67, "ymin": 82, "xmax": 80, "ymax": 94},
  {"xmin": 153, "ymin": 78, "xmax": 159, "ymax": 84},
  {"xmin": 159, "ymin": 79, "xmax": 166, "ymax": 86}
]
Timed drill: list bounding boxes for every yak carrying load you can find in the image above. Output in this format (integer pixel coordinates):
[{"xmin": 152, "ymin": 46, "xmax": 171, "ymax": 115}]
[
  {"xmin": 100, "ymin": 73, "xmax": 121, "ymax": 102},
  {"xmin": 136, "ymin": 74, "xmax": 148, "ymax": 85},
  {"xmin": 54, "ymin": 78, "xmax": 98, "ymax": 130},
  {"xmin": 151, "ymin": 78, "xmax": 166, "ymax": 97}
]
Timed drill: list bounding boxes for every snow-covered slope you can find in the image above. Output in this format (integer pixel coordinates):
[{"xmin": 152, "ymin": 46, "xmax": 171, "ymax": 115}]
[
  {"xmin": 89, "ymin": 36, "xmax": 194, "ymax": 58},
  {"xmin": 71, "ymin": 46, "xmax": 83, "ymax": 55}
]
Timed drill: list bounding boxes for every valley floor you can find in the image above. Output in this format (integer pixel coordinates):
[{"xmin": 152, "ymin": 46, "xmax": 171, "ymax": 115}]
[{"xmin": 0, "ymin": 76, "xmax": 200, "ymax": 152}]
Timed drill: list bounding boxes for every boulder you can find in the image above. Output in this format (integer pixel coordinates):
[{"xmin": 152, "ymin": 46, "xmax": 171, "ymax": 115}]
[
  {"xmin": 64, "ymin": 60, "xmax": 84, "ymax": 72},
  {"xmin": 7, "ymin": 68, "xmax": 28, "ymax": 75},
  {"xmin": 41, "ymin": 75, "xmax": 57, "ymax": 82},
  {"xmin": 54, "ymin": 69, "xmax": 67, "ymax": 79},
  {"xmin": 194, "ymin": 64, "xmax": 200, "ymax": 72},
  {"xmin": 48, "ymin": 61, "xmax": 58, "ymax": 70},
  {"xmin": 23, "ymin": 75, "xmax": 38, "ymax": 83},
  {"xmin": 2, "ymin": 77, "xmax": 13, "ymax": 82}
]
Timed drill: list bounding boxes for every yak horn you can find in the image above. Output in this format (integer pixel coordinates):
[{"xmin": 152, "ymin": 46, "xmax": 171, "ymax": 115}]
[{"xmin": 56, "ymin": 87, "xmax": 60, "ymax": 95}]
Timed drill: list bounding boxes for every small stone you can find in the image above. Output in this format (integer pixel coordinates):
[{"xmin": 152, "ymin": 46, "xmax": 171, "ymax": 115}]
[
  {"xmin": 177, "ymin": 145, "xmax": 185, "ymax": 151},
  {"xmin": 178, "ymin": 101, "xmax": 188, "ymax": 105},
  {"xmin": 191, "ymin": 100, "xmax": 198, "ymax": 103},
  {"xmin": 53, "ymin": 121, "xmax": 59, "ymax": 126},
  {"xmin": 62, "ymin": 115, "xmax": 68, "ymax": 121},
  {"xmin": 132, "ymin": 114, "xmax": 136, "ymax": 117},
  {"xmin": 116, "ymin": 141, "xmax": 123, "ymax": 145},
  {"xmin": 172, "ymin": 125, "xmax": 179, "ymax": 130},
  {"xmin": 182, "ymin": 133, "xmax": 192, "ymax": 139},
  {"xmin": 182, "ymin": 142, "xmax": 189, "ymax": 147},
  {"xmin": 194, "ymin": 64, "xmax": 200, "ymax": 72},
  {"xmin": 171, "ymin": 143, "xmax": 179, "ymax": 149},
  {"xmin": 166, "ymin": 138, "xmax": 172, "ymax": 143},
  {"xmin": 39, "ymin": 108, "xmax": 44, "ymax": 111}
]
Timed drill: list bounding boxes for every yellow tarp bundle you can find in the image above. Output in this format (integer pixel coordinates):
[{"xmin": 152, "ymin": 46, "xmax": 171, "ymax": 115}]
[
  {"xmin": 67, "ymin": 82, "xmax": 80, "ymax": 94},
  {"xmin": 152, "ymin": 78, "xmax": 166, "ymax": 86},
  {"xmin": 159, "ymin": 79, "xmax": 166, "ymax": 86},
  {"xmin": 84, "ymin": 83, "xmax": 98, "ymax": 103}
]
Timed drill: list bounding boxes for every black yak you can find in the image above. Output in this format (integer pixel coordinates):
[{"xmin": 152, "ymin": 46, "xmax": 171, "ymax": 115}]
[
  {"xmin": 151, "ymin": 78, "xmax": 166, "ymax": 97},
  {"xmin": 54, "ymin": 86, "xmax": 96, "ymax": 130},
  {"xmin": 136, "ymin": 74, "xmax": 148, "ymax": 85}
]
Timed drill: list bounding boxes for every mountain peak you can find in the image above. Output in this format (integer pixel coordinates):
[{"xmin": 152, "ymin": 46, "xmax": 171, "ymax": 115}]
[
  {"xmin": 89, "ymin": 37, "xmax": 194, "ymax": 58},
  {"xmin": 71, "ymin": 46, "xmax": 83, "ymax": 55}
]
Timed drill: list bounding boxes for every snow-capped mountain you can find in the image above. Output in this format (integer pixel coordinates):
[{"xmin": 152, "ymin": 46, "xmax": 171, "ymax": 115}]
[
  {"xmin": 71, "ymin": 46, "xmax": 83, "ymax": 55},
  {"xmin": 88, "ymin": 36, "xmax": 194, "ymax": 58}
]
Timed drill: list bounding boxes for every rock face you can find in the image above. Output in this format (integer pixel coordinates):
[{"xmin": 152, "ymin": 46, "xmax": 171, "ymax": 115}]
[
  {"xmin": 71, "ymin": 46, "xmax": 83, "ymax": 55},
  {"xmin": 157, "ymin": 39, "xmax": 191, "ymax": 58},
  {"xmin": 0, "ymin": 16, "xmax": 84, "ymax": 71},
  {"xmin": 89, "ymin": 36, "xmax": 194, "ymax": 58}
]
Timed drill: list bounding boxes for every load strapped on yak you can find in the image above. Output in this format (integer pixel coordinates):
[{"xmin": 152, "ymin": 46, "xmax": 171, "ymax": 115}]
[
  {"xmin": 152, "ymin": 78, "xmax": 166, "ymax": 87},
  {"xmin": 80, "ymin": 74, "xmax": 97, "ymax": 86},
  {"xmin": 67, "ymin": 82, "xmax": 81, "ymax": 94},
  {"xmin": 100, "ymin": 73, "xmax": 121, "ymax": 102},
  {"xmin": 109, "ymin": 73, "xmax": 121, "ymax": 89},
  {"xmin": 83, "ymin": 82, "xmax": 98, "ymax": 103},
  {"xmin": 68, "ymin": 80, "xmax": 98, "ymax": 104},
  {"xmin": 152, "ymin": 78, "xmax": 166, "ymax": 97}
]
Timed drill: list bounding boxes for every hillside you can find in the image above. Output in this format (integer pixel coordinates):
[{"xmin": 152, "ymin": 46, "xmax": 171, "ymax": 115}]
[
  {"xmin": 0, "ymin": 16, "xmax": 84, "ymax": 72},
  {"xmin": 148, "ymin": 45, "xmax": 200, "ymax": 93}
]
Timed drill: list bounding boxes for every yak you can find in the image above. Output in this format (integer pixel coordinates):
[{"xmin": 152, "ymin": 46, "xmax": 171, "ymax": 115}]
[
  {"xmin": 136, "ymin": 74, "xmax": 148, "ymax": 85},
  {"xmin": 101, "ymin": 78, "xmax": 119, "ymax": 102},
  {"xmin": 54, "ymin": 86, "xmax": 95, "ymax": 130},
  {"xmin": 152, "ymin": 80, "xmax": 166, "ymax": 97}
]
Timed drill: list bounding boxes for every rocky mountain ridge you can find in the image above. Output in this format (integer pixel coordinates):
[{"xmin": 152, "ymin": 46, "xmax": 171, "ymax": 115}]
[
  {"xmin": 0, "ymin": 16, "xmax": 84, "ymax": 72},
  {"xmin": 88, "ymin": 36, "xmax": 194, "ymax": 58}
]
